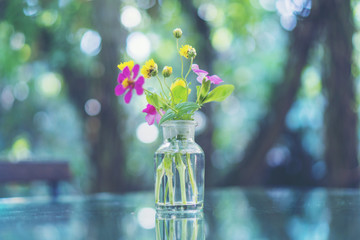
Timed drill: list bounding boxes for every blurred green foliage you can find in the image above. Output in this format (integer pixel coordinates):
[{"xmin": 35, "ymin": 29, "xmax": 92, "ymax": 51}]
[{"xmin": 0, "ymin": 0, "xmax": 359, "ymax": 195}]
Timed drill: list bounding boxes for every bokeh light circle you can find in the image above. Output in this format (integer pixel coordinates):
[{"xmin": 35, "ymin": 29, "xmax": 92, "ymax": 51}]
[
  {"xmin": 121, "ymin": 6, "xmax": 141, "ymax": 28},
  {"xmin": 84, "ymin": 99, "xmax": 102, "ymax": 116},
  {"xmin": 136, "ymin": 122, "xmax": 158, "ymax": 144},
  {"xmin": 126, "ymin": 32, "xmax": 151, "ymax": 62}
]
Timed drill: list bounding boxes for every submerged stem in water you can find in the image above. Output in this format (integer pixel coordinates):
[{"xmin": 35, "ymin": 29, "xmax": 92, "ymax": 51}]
[
  {"xmin": 164, "ymin": 153, "xmax": 174, "ymax": 204},
  {"xmin": 186, "ymin": 153, "xmax": 198, "ymax": 203},
  {"xmin": 155, "ymin": 162, "xmax": 165, "ymax": 204},
  {"xmin": 175, "ymin": 153, "xmax": 187, "ymax": 204}
]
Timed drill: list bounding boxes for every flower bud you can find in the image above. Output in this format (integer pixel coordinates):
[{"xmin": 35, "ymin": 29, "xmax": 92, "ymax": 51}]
[
  {"xmin": 188, "ymin": 48, "xmax": 197, "ymax": 58},
  {"xmin": 162, "ymin": 66, "xmax": 173, "ymax": 78},
  {"xmin": 173, "ymin": 28, "xmax": 182, "ymax": 38}
]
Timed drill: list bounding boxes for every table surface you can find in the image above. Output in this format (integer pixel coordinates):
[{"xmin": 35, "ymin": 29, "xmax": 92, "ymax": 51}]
[{"xmin": 0, "ymin": 187, "xmax": 359, "ymax": 240}]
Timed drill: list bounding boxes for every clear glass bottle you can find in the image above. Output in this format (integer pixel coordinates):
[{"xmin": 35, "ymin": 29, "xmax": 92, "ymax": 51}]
[{"xmin": 155, "ymin": 120, "xmax": 205, "ymax": 212}]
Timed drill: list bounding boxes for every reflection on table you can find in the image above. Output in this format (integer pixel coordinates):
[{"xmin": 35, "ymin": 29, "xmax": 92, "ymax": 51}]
[
  {"xmin": 1, "ymin": 188, "xmax": 360, "ymax": 239},
  {"xmin": 156, "ymin": 212, "xmax": 204, "ymax": 240}
]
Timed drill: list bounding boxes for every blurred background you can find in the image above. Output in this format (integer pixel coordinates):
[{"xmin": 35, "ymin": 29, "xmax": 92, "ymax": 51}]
[{"xmin": 0, "ymin": 0, "xmax": 360, "ymax": 196}]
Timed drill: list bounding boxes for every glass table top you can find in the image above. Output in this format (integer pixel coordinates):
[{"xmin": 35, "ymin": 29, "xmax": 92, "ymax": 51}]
[{"xmin": 0, "ymin": 187, "xmax": 359, "ymax": 240}]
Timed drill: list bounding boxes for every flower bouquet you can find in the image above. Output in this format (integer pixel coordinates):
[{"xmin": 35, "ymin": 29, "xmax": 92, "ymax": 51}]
[{"xmin": 115, "ymin": 28, "xmax": 234, "ymax": 211}]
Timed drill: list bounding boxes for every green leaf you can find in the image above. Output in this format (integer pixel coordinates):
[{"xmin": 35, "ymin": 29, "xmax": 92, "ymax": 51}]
[
  {"xmin": 172, "ymin": 85, "xmax": 187, "ymax": 104},
  {"xmin": 200, "ymin": 78, "xmax": 211, "ymax": 102},
  {"xmin": 175, "ymin": 102, "xmax": 199, "ymax": 115},
  {"xmin": 196, "ymin": 86, "xmax": 201, "ymax": 100},
  {"xmin": 159, "ymin": 109, "xmax": 176, "ymax": 125},
  {"xmin": 145, "ymin": 92, "xmax": 165, "ymax": 109},
  {"xmin": 180, "ymin": 114, "xmax": 193, "ymax": 120},
  {"xmin": 202, "ymin": 85, "xmax": 235, "ymax": 103}
]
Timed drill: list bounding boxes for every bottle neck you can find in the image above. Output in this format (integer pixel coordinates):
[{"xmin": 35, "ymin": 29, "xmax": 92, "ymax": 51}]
[{"xmin": 162, "ymin": 120, "xmax": 196, "ymax": 142}]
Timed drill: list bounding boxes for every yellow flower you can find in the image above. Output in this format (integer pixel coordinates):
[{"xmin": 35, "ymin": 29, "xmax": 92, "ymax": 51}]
[
  {"xmin": 170, "ymin": 79, "xmax": 191, "ymax": 94},
  {"xmin": 117, "ymin": 60, "xmax": 134, "ymax": 71},
  {"xmin": 141, "ymin": 59, "xmax": 158, "ymax": 78},
  {"xmin": 162, "ymin": 66, "xmax": 173, "ymax": 78},
  {"xmin": 179, "ymin": 45, "xmax": 196, "ymax": 59}
]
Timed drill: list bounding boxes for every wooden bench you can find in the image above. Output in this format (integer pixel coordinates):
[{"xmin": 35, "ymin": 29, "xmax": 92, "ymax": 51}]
[{"xmin": 0, "ymin": 161, "xmax": 72, "ymax": 198}]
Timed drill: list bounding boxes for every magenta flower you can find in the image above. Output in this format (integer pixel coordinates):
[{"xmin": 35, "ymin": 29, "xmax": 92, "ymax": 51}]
[
  {"xmin": 142, "ymin": 104, "xmax": 164, "ymax": 125},
  {"xmin": 191, "ymin": 64, "xmax": 223, "ymax": 85},
  {"xmin": 115, "ymin": 64, "xmax": 144, "ymax": 104}
]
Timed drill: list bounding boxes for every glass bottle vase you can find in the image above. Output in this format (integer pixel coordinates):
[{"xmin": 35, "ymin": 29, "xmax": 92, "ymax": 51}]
[{"xmin": 155, "ymin": 120, "xmax": 205, "ymax": 212}]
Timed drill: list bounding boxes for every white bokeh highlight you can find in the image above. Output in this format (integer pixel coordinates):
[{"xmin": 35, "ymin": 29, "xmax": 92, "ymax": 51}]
[
  {"xmin": 137, "ymin": 208, "xmax": 156, "ymax": 229},
  {"xmin": 80, "ymin": 30, "xmax": 102, "ymax": 56},
  {"xmin": 126, "ymin": 32, "xmax": 151, "ymax": 62},
  {"xmin": 121, "ymin": 6, "xmax": 141, "ymax": 28},
  {"xmin": 136, "ymin": 123, "xmax": 158, "ymax": 144},
  {"xmin": 85, "ymin": 99, "xmax": 101, "ymax": 116}
]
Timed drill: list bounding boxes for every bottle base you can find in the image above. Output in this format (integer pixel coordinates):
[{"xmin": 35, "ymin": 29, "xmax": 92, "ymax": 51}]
[{"xmin": 156, "ymin": 202, "xmax": 203, "ymax": 213}]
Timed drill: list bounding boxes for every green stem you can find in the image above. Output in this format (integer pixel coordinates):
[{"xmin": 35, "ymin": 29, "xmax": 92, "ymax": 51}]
[
  {"xmin": 169, "ymin": 219, "xmax": 175, "ymax": 240},
  {"xmin": 156, "ymin": 219, "xmax": 161, "ymax": 240},
  {"xmin": 161, "ymin": 99, "xmax": 177, "ymax": 113},
  {"xmin": 164, "ymin": 180, "xmax": 168, "ymax": 203},
  {"xmin": 175, "ymin": 153, "xmax": 187, "ymax": 205},
  {"xmin": 186, "ymin": 153, "xmax": 198, "ymax": 203},
  {"xmin": 177, "ymin": 39, "xmax": 184, "ymax": 79},
  {"xmin": 191, "ymin": 219, "xmax": 198, "ymax": 240},
  {"xmin": 181, "ymin": 219, "xmax": 188, "ymax": 240},
  {"xmin": 185, "ymin": 58, "xmax": 193, "ymax": 101},
  {"xmin": 156, "ymin": 75, "xmax": 167, "ymax": 98},
  {"xmin": 165, "ymin": 219, "xmax": 168, "ymax": 238},
  {"xmin": 196, "ymin": 82, "xmax": 203, "ymax": 104},
  {"xmin": 181, "ymin": 56, "xmax": 184, "ymax": 79},
  {"xmin": 144, "ymin": 89, "xmax": 177, "ymax": 112},
  {"xmin": 184, "ymin": 57, "xmax": 193, "ymax": 81},
  {"xmin": 164, "ymin": 76, "xmax": 175, "ymax": 102},
  {"xmin": 163, "ymin": 77, "xmax": 172, "ymax": 91},
  {"xmin": 155, "ymin": 162, "xmax": 165, "ymax": 204},
  {"xmin": 164, "ymin": 153, "xmax": 174, "ymax": 204},
  {"xmin": 167, "ymin": 174, "xmax": 174, "ymax": 205}
]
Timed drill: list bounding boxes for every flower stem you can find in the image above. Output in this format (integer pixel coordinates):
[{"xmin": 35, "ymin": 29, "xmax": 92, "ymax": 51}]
[
  {"xmin": 181, "ymin": 219, "xmax": 188, "ymax": 240},
  {"xmin": 155, "ymin": 162, "xmax": 165, "ymax": 204},
  {"xmin": 165, "ymin": 220, "xmax": 169, "ymax": 238},
  {"xmin": 191, "ymin": 219, "xmax": 198, "ymax": 240},
  {"xmin": 163, "ymin": 76, "xmax": 175, "ymax": 102},
  {"xmin": 185, "ymin": 58, "xmax": 193, "ymax": 101},
  {"xmin": 164, "ymin": 181, "xmax": 168, "ymax": 203},
  {"xmin": 196, "ymin": 83, "xmax": 202, "ymax": 104},
  {"xmin": 175, "ymin": 153, "xmax": 187, "ymax": 205},
  {"xmin": 186, "ymin": 153, "xmax": 198, "ymax": 203},
  {"xmin": 144, "ymin": 89, "xmax": 177, "ymax": 113},
  {"xmin": 177, "ymin": 39, "xmax": 184, "ymax": 79},
  {"xmin": 163, "ymin": 77, "xmax": 172, "ymax": 91},
  {"xmin": 184, "ymin": 58, "xmax": 193, "ymax": 81},
  {"xmin": 156, "ymin": 75, "xmax": 167, "ymax": 98},
  {"xmin": 169, "ymin": 219, "xmax": 175, "ymax": 240},
  {"xmin": 167, "ymin": 175, "xmax": 174, "ymax": 205},
  {"xmin": 164, "ymin": 153, "xmax": 174, "ymax": 204},
  {"xmin": 156, "ymin": 218, "xmax": 161, "ymax": 240}
]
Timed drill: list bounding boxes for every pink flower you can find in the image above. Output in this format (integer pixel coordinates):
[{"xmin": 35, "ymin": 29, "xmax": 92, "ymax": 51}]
[
  {"xmin": 115, "ymin": 64, "xmax": 145, "ymax": 104},
  {"xmin": 142, "ymin": 104, "xmax": 164, "ymax": 125},
  {"xmin": 191, "ymin": 64, "xmax": 223, "ymax": 85}
]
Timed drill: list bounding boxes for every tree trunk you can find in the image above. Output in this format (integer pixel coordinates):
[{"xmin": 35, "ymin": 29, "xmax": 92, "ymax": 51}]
[
  {"xmin": 223, "ymin": 0, "xmax": 324, "ymax": 186},
  {"xmin": 322, "ymin": 0, "xmax": 359, "ymax": 187},
  {"xmin": 88, "ymin": 0, "xmax": 130, "ymax": 192}
]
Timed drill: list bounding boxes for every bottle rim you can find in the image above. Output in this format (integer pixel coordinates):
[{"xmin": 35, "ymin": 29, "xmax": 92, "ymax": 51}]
[{"xmin": 161, "ymin": 120, "xmax": 198, "ymax": 127}]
